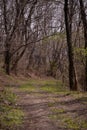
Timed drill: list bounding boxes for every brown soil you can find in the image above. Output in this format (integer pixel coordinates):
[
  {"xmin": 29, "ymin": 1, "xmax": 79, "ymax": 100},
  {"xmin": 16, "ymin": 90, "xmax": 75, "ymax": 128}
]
[{"xmin": 12, "ymin": 84, "xmax": 87, "ymax": 130}]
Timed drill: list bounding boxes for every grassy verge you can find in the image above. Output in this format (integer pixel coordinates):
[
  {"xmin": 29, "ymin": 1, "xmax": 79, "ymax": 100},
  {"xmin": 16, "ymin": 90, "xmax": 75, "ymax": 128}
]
[
  {"xmin": 19, "ymin": 79, "xmax": 67, "ymax": 93},
  {"xmin": 0, "ymin": 88, "xmax": 24, "ymax": 130}
]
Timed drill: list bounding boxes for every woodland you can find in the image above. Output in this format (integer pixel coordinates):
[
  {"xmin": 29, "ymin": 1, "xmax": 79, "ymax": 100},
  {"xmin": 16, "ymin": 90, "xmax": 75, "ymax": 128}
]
[{"xmin": 0, "ymin": 0, "xmax": 87, "ymax": 130}]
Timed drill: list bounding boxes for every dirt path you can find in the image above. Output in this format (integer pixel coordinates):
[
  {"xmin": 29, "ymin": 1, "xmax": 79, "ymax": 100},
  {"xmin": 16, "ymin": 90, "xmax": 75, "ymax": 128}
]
[
  {"xmin": 13, "ymin": 81, "xmax": 87, "ymax": 130},
  {"xmin": 14, "ymin": 89, "xmax": 59, "ymax": 130}
]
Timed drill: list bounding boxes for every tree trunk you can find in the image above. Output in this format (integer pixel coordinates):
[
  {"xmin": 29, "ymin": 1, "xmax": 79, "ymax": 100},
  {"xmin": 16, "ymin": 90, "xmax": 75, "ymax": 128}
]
[
  {"xmin": 4, "ymin": 42, "xmax": 10, "ymax": 75},
  {"xmin": 79, "ymin": 0, "xmax": 87, "ymax": 91},
  {"xmin": 64, "ymin": 0, "xmax": 77, "ymax": 91}
]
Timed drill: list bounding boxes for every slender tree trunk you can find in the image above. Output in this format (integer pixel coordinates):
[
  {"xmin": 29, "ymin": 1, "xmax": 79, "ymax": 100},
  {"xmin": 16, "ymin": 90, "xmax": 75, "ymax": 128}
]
[
  {"xmin": 64, "ymin": 0, "xmax": 77, "ymax": 90},
  {"xmin": 4, "ymin": 42, "xmax": 10, "ymax": 75},
  {"xmin": 79, "ymin": 0, "xmax": 87, "ymax": 91},
  {"xmin": 3, "ymin": 0, "xmax": 10, "ymax": 75}
]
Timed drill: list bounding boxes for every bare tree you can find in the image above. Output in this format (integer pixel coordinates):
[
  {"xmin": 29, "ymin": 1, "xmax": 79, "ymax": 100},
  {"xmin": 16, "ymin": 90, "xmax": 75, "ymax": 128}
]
[
  {"xmin": 79, "ymin": 0, "xmax": 87, "ymax": 91},
  {"xmin": 64, "ymin": 0, "xmax": 77, "ymax": 90}
]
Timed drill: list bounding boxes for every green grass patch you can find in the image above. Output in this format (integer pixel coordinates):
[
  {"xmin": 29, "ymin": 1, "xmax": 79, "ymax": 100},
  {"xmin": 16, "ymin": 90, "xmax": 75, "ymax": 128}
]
[
  {"xmin": 40, "ymin": 80, "xmax": 66, "ymax": 93},
  {"xmin": 19, "ymin": 79, "xmax": 66, "ymax": 93},
  {"xmin": 0, "ymin": 108, "xmax": 24, "ymax": 129},
  {"xmin": 20, "ymin": 83, "xmax": 36, "ymax": 92},
  {"xmin": 48, "ymin": 102, "xmax": 56, "ymax": 107},
  {"xmin": 0, "ymin": 88, "xmax": 24, "ymax": 130},
  {"xmin": 48, "ymin": 114, "xmax": 60, "ymax": 120},
  {"xmin": 49, "ymin": 111, "xmax": 87, "ymax": 130},
  {"xmin": 40, "ymin": 85, "xmax": 66, "ymax": 93},
  {"xmin": 28, "ymin": 79, "xmax": 57, "ymax": 84},
  {"xmin": 48, "ymin": 107, "xmax": 65, "ymax": 120},
  {"xmin": 63, "ymin": 117, "xmax": 80, "ymax": 130},
  {"xmin": 81, "ymin": 120, "xmax": 87, "ymax": 129},
  {"xmin": 51, "ymin": 108, "xmax": 65, "ymax": 114},
  {"xmin": 70, "ymin": 91, "xmax": 86, "ymax": 97},
  {"xmin": 63, "ymin": 117, "xmax": 87, "ymax": 129},
  {"xmin": 0, "ymin": 88, "xmax": 16, "ymax": 105}
]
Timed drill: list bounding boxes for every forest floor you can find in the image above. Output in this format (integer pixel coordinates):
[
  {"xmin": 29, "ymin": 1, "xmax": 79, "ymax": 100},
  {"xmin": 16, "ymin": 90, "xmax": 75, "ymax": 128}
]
[
  {"xmin": 12, "ymin": 79, "xmax": 87, "ymax": 130},
  {"xmin": 0, "ymin": 75, "xmax": 87, "ymax": 130}
]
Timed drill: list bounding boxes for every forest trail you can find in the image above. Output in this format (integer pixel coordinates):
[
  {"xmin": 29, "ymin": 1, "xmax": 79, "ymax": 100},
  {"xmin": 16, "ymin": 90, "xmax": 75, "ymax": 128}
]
[
  {"xmin": 14, "ymin": 89, "xmax": 58, "ymax": 130},
  {"xmin": 12, "ymin": 79, "xmax": 87, "ymax": 130}
]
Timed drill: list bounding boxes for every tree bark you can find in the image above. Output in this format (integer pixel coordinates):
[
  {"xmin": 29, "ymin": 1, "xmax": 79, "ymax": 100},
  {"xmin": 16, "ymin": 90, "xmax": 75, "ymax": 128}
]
[
  {"xmin": 3, "ymin": 0, "xmax": 10, "ymax": 75},
  {"xmin": 64, "ymin": 0, "xmax": 77, "ymax": 90},
  {"xmin": 79, "ymin": 0, "xmax": 87, "ymax": 91},
  {"xmin": 4, "ymin": 42, "xmax": 10, "ymax": 75}
]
